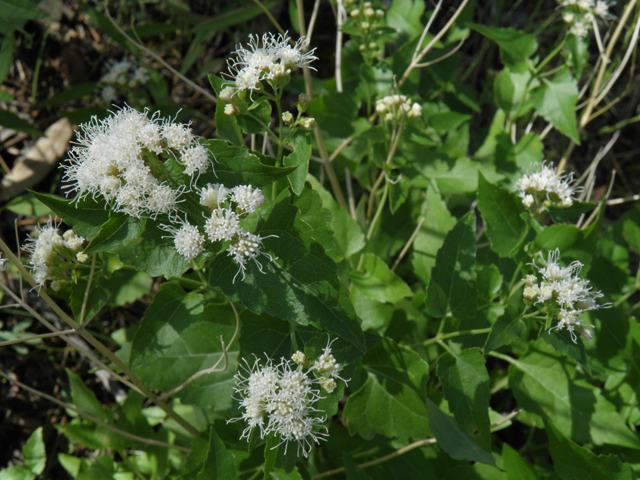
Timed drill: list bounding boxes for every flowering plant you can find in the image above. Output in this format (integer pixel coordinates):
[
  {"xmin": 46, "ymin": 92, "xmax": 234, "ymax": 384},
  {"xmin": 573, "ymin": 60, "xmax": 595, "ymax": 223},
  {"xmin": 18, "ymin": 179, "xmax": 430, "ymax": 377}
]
[{"xmin": 1, "ymin": 1, "xmax": 640, "ymax": 479}]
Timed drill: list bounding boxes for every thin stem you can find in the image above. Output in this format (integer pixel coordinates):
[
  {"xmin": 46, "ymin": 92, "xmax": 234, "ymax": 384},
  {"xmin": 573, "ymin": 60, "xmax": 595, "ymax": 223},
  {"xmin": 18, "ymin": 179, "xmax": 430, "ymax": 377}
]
[
  {"xmin": 365, "ymin": 183, "xmax": 388, "ymax": 241},
  {"xmin": 80, "ymin": 253, "xmax": 97, "ymax": 325},
  {"xmin": 0, "ymin": 329, "xmax": 76, "ymax": 347},
  {"xmin": 306, "ymin": 0, "xmax": 322, "ymax": 43},
  {"xmin": 335, "ymin": 0, "xmax": 345, "ymax": 92},
  {"xmin": 391, "ymin": 213, "xmax": 427, "ymax": 272},
  {"xmin": 413, "ymin": 0, "xmax": 444, "ymax": 62},
  {"xmin": 0, "ymin": 369, "xmax": 189, "ymax": 453},
  {"xmin": 421, "ymin": 327, "xmax": 492, "ymax": 347},
  {"xmin": 249, "ymin": 0, "xmax": 287, "ymax": 36}
]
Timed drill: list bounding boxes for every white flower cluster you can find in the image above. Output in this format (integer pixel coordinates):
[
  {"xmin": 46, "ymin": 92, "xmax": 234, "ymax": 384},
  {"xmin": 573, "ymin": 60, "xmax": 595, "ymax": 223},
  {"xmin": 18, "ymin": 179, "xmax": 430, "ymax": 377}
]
[
  {"xmin": 199, "ymin": 183, "xmax": 271, "ymax": 281},
  {"xmin": 230, "ymin": 339, "xmax": 347, "ymax": 457},
  {"xmin": 100, "ymin": 59, "xmax": 148, "ymax": 104},
  {"xmin": 375, "ymin": 95, "xmax": 422, "ymax": 122},
  {"xmin": 24, "ymin": 217, "xmax": 88, "ymax": 289},
  {"xmin": 65, "ymin": 107, "xmax": 212, "ymax": 219},
  {"xmin": 515, "ymin": 161, "xmax": 580, "ymax": 211},
  {"xmin": 558, "ymin": 0, "xmax": 614, "ymax": 38},
  {"xmin": 523, "ymin": 249, "xmax": 610, "ymax": 342},
  {"xmin": 225, "ymin": 33, "xmax": 317, "ymax": 92}
]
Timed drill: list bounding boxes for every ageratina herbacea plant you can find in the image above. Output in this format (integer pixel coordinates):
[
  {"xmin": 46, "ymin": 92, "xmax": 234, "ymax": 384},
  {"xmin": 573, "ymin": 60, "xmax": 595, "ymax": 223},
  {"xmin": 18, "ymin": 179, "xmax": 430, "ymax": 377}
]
[{"xmin": 1, "ymin": 1, "xmax": 640, "ymax": 479}]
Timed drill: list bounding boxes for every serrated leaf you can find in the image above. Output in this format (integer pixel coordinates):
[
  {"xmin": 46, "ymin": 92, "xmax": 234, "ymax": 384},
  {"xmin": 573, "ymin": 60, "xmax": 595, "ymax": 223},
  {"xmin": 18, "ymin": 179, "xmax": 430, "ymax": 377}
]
[
  {"xmin": 129, "ymin": 283, "xmax": 238, "ymax": 409},
  {"xmin": 545, "ymin": 420, "xmax": 635, "ymax": 480},
  {"xmin": 426, "ymin": 398, "xmax": 496, "ymax": 467},
  {"xmin": 469, "ymin": 24, "xmax": 538, "ymax": 66},
  {"xmin": 343, "ymin": 338, "xmax": 429, "ymax": 440},
  {"xmin": 196, "ymin": 428, "xmax": 239, "ymax": 480},
  {"xmin": 236, "ymin": 99, "xmax": 272, "ymax": 135},
  {"xmin": 31, "ymin": 193, "xmax": 110, "ymax": 241},
  {"xmin": 509, "ymin": 340, "xmax": 640, "ymax": 449},
  {"xmin": 201, "ymin": 139, "xmax": 295, "ymax": 188},
  {"xmin": 541, "ymin": 328, "xmax": 591, "ymax": 375},
  {"xmin": 484, "ymin": 305, "xmax": 525, "ymax": 353},
  {"xmin": 426, "ymin": 211, "xmax": 477, "ymax": 320},
  {"xmin": 531, "ymin": 68, "xmax": 580, "ymax": 144},
  {"xmin": 437, "ymin": 348, "xmax": 492, "ymax": 451},
  {"xmin": 283, "ymin": 130, "xmax": 311, "ymax": 195},
  {"xmin": 66, "ymin": 369, "xmax": 104, "ymax": 420},
  {"xmin": 350, "ymin": 253, "xmax": 413, "ymax": 304},
  {"xmin": 209, "ymin": 192, "xmax": 365, "ymax": 352},
  {"xmin": 478, "ymin": 172, "xmax": 529, "ymax": 257}
]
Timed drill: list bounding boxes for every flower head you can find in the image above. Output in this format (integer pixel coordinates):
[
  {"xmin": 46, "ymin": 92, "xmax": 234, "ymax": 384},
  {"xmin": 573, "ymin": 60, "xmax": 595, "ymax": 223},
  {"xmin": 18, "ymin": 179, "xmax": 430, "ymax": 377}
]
[
  {"xmin": 230, "ymin": 185, "xmax": 265, "ymax": 213},
  {"xmin": 515, "ymin": 161, "xmax": 580, "ymax": 211},
  {"xmin": 160, "ymin": 219, "xmax": 205, "ymax": 262}
]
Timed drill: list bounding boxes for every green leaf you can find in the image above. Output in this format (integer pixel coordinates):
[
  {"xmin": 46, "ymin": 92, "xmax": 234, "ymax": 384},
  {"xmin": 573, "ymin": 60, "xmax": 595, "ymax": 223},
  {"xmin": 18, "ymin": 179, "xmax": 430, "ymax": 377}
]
[
  {"xmin": 284, "ymin": 130, "xmax": 311, "ymax": 195},
  {"xmin": 307, "ymin": 176, "xmax": 365, "ymax": 260},
  {"xmin": 469, "ymin": 24, "xmax": 538, "ymax": 66},
  {"xmin": 42, "ymin": 83, "xmax": 99, "ymax": 106},
  {"xmin": 201, "ymin": 139, "xmax": 295, "ymax": 188},
  {"xmin": 2, "ymin": 194, "xmax": 51, "ymax": 216},
  {"xmin": 541, "ymin": 328, "xmax": 591, "ymax": 375},
  {"xmin": 478, "ymin": 172, "xmax": 529, "ymax": 257},
  {"xmin": 509, "ymin": 340, "xmax": 640, "ymax": 449},
  {"xmin": 531, "ymin": 68, "xmax": 580, "ymax": 144},
  {"xmin": 129, "ymin": 283, "xmax": 238, "ymax": 409},
  {"xmin": 484, "ymin": 305, "xmax": 525, "ymax": 353},
  {"xmin": 31, "ymin": 193, "xmax": 110, "ymax": 241},
  {"xmin": 350, "ymin": 253, "xmax": 413, "ymax": 304},
  {"xmin": 83, "ymin": 213, "xmax": 131, "ymax": 254},
  {"xmin": 209, "ymin": 192, "xmax": 365, "ymax": 352},
  {"xmin": 307, "ymin": 93, "xmax": 359, "ymax": 138},
  {"xmin": 69, "ymin": 280, "xmax": 110, "ymax": 324},
  {"xmin": 622, "ymin": 204, "xmax": 640, "ymax": 254},
  {"xmin": 426, "ymin": 211, "xmax": 477, "ymax": 321},
  {"xmin": 386, "ymin": 0, "xmax": 426, "ymax": 38},
  {"xmin": 437, "ymin": 348, "xmax": 492, "ymax": 451},
  {"xmin": 412, "ymin": 184, "xmax": 457, "ymax": 285},
  {"xmin": 343, "ymin": 338, "xmax": 430, "ymax": 440},
  {"xmin": 545, "ymin": 420, "xmax": 635, "ymax": 480},
  {"xmin": 238, "ymin": 312, "xmax": 292, "ymax": 368},
  {"xmin": 236, "ymin": 99, "xmax": 272, "ymax": 135},
  {"xmin": 22, "ymin": 427, "xmax": 45, "ymax": 475},
  {"xmin": 196, "ymin": 428, "xmax": 239, "ymax": 480},
  {"xmin": 66, "ymin": 369, "xmax": 104, "ymax": 420},
  {"xmin": 494, "ymin": 67, "xmax": 534, "ymax": 120},
  {"xmin": 426, "ymin": 398, "xmax": 497, "ymax": 467},
  {"xmin": 548, "ymin": 201, "xmax": 596, "ymax": 223},
  {"xmin": 0, "ymin": 109, "xmax": 43, "ymax": 137},
  {"xmin": 0, "ymin": 0, "xmax": 41, "ymax": 20},
  {"xmin": 0, "ymin": 31, "xmax": 15, "ymax": 85},
  {"xmin": 208, "ymin": 75, "xmax": 243, "ymax": 146},
  {"xmin": 0, "ymin": 466, "xmax": 36, "ymax": 480},
  {"xmin": 502, "ymin": 443, "xmax": 540, "ymax": 480}
]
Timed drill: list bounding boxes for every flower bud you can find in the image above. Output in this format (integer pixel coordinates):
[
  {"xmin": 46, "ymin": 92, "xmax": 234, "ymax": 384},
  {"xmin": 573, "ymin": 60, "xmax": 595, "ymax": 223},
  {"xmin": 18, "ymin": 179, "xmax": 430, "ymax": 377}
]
[
  {"xmin": 219, "ymin": 87, "xmax": 235, "ymax": 103},
  {"xmin": 369, "ymin": 42, "xmax": 378, "ymax": 50},
  {"xmin": 350, "ymin": 8, "xmax": 361, "ymax": 19},
  {"xmin": 301, "ymin": 117, "xmax": 317, "ymax": 130},
  {"xmin": 376, "ymin": 9, "xmax": 384, "ymax": 19},
  {"xmin": 292, "ymin": 351, "xmax": 308, "ymax": 367},
  {"xmin": 282, "ymin": 111, "xmax": 294, "ymax": 125},
  {"xmin": 363, "ymin": 2, "xmax": 372, "ymax": 8},
  {"xmin": 224, "ymin": 104, "xmax": 238, "ymax": 116},
  {"xmin": 359, "ymin": 44, "xmax": 367, "ymax": 52},
  {"xmin": 364, "ymin": 7, "xmax": 375, "ymax": 20},
  {"xmin": 523, "ymin": 286, "xmax": 538, "ymax": 304},
  {"xmin": 360, "ymin": 21, "xmax": 370, "ymax": 30},
  {"xmin": 321, "ymin": 377, "xmax": 337, "ymax": 393},
  {"xmin": 76, "ymin": 252, "xmax": 89, "ymax": 263}
]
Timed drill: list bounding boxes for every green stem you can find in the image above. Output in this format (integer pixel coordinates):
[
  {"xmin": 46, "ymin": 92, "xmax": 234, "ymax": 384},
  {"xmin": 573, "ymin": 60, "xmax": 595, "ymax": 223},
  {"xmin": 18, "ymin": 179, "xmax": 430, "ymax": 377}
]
[
  {"xmin": 365, "ymin": 183, "xmax": 389, "ymax": 241},
  {"xmin": 422, "ymin": 328, "xmax": 491, "ymax": 347},
  {"xmin": 535, "ymin": 37, "xmax": 567, "ymax": 74}
]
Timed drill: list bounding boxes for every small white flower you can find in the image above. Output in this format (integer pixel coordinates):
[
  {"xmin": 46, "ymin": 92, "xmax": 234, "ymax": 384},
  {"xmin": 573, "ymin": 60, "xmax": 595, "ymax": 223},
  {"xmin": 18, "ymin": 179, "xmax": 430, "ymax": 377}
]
[
  {"xmin": 162, "ymin": 123, "xmax": 194, "ymax": 151},
  {"xmin": 146, "ymin": 183, "xmax": 180, "ymax": 216},
  {"xmin": 200, "ymin": 183, "xmax": 230, "ymax": 209},
  {"xmin": 180, "ymin": 144, "xmax": 210, "ymax": 176},
  {"xmin": 230, "ymin": 185, "xmax": 264, "ymax": 213},
  {"xmin": 515, "ymin": 161, "xmax": 580, "ymax": 210},
  {"xmin": 161, "ymin": 220, "xmax": 205, "ymax": 262},
  {"xmin": 570, "ymin": 20, "xmax": 591, "ymax": 37},
  {"xmin": 204, "ymin": 208, "xmax": 242, "ymax": 242},
  {"xmin": 101, "ymin": 85, "xmax": 118, "ymax": 103},
  {"xmin": 228, "ymin": 232, "xmax": 275, "ymax": 282}
]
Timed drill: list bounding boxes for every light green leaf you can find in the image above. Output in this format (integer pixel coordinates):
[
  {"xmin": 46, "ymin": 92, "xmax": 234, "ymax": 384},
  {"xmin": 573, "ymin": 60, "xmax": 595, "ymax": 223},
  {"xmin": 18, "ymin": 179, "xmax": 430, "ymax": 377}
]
[
  {"xmin": 494, "ymin": 67, "xmax": 534, "ymax": 120},
  {"xmin": 343, "ymin": 338, "xmax": 429, "ymax": 440},
  {"xmin": 208, "ymin": 75, "xmax": 243, "ymax": 146},
  {"xmin": 386, "ymin": 0, "xmax": 426, "ymax": 38},
  {"xmin": 129, "ymin": 283, "xmax": 238, "ymax": 410},
  {"xmin": 196, "ymin": 428, "xmax": 239, "ymax": 480},
  {"xmin": 531, "ymin": 68, "xmax": 580, "ymax": 144},
  {"xmin": 509, "ymin": 340, "xmax": 640, "ymax": 449},
  {"xmin": 284, "ymin": 130, "xmax": 311, "ymax": 195},
  {"xmin": 437, "ymin": 348, "xmax": 492, "ymax": 451},
  {"xmin": 503, "ymin": 443, "xmax": 540, "ymax": 480},
  {"xmin": 426, "ymin": 211, "xmax": 477, "ymax": 321},
  {"xmin": 22, "ymin": 427, "xmax": 45, "ymax": 475},
  {"xmin": 209, "ymin": 192, "xmax": 366, "ymax": 352},
  {"xmin": 426, "ymin": 398, "xmax": 497, "ymax": 467},
  {"xmin": 66, "ymin": 369, "xmax": 104, "ymax": 420},
  {"xmin": 478, "ymin": 172, "xmax": 529, "ymax": 257},
  {"xmin": 542, "ymin": 328, "xmax": 591, "ymax": 375},
  {"xmin": 0, "ymin": 466, "xmax": 36, "ymax": 480},
  {"xmin": 545, "ymin": 420, "xmax": 635, "ymax": 480},
  {"xmin": 350, "ymin": 253, "xmax": 413, "ymax": 304},
  {"xmin": 469, "ymin": 24, "xmax": 538, "ymax": 66}
]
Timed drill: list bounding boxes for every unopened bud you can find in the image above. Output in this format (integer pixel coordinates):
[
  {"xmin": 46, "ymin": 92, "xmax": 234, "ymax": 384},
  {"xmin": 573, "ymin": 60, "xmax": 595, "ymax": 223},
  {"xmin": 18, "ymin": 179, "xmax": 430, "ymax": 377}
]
[
  {"xmin": 364, "ymin": 7, "xmax": 375, "ymax": 20},
  {"xmin": 375, "ymin": 9, "xmax": 384, "ymax": 19},
  {"xmin": 350, "ymin": 8, "xmax": 361, "ymax": 19},
  {"xmin": 76, "ymin": 252, "xmax": 89, "ymax": 263},
  {"xmin": 523, "ymin": 287, "xmax": 538, "ymax": 304},
  {"xmin": 292, "ymin": 351, "xmax": 308, "ymax": 367},
  {"xmin": 363, "ymin": 2, "xmax": 372, "ymax": 8},
  {"xmin": 301, "ymin": 117, "xmax": 317, "ymax": 130},
  {"xmin": 360, "ymin": 21, "xmax": 370, "ymax": 30},
  {"xmin": 369, "ymin": 42, "xmax": 378, "ymax": 50},
  {"xmin": 321, "ymin": 377, "xmax": 337, "ymax": 393},
  {"xmin": 219, "ymin": 87, "xmax": 234, "ymax": 103},
  {"xmin": 282, "ymin": 111, "xmax": 294, "ymax": 125},
  {"xmin": 224, "ymin": 104, "xmax": 238, "ymax": 116},
  {"xmin": 298, "ymin": 93, "xmax": 310, "ymax": 106}
]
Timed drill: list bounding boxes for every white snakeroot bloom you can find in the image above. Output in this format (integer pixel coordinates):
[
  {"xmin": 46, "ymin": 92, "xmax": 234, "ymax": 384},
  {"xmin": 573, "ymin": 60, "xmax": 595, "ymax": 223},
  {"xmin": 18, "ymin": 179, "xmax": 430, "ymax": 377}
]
[
  {"xmin": 230, "ymin": 185, "xmax": 264, "ymax": 213},
  {"xmin": 162, "ymin": 122, "xmax": 194, "ymax": 151},
  {"xmin": 524, "ymin": 249, "xmax": 610, "ymax": 342},
  {"xmin": 200, "ymin": 183, "xmax": 230, "ymax": 209},
  {"xmin": 231, "ymin": 342, "xmax": 346, "ymax": 457},
  {"xmin": 515, "ymin": 161, "xmax": 580, "ymax": 210},
  {"xmin": 227, "ymin": 232, "xmax": 275, "ymax": 282},
  {"xmin": 204, "ymin": 208, "xmax": 242, "ymax": 242},
  {"xmin": 180, "ymin": 144, "xmax": 210, "ymax": 176},
  {"xmin": 375, "ymin": 94, "xmax": 422, "ymax": 121},
  {"xmin": 225, "ymin": 33, "xmax": 317, "ymax": 93},
  {"xmin": 161, "ymin": 220, "xmax": 205, "ymax": 262}
]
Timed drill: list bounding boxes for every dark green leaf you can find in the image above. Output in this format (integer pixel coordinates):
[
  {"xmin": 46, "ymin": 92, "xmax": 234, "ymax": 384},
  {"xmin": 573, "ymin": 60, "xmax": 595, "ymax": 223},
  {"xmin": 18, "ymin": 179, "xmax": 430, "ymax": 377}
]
[
  {"xmin": 284, "ymin": 130, "xmax": 311, "ymax": 195},
  {"xmin": 350, "ymin": 253, "xmax": 413, "ymax": 303},
  {"xmin": 494, "ymin": 67, "xmax": 534, "ymax": 120},
  {"xmin": 484, "ymin": 305, "xmax": 525, "ymax": 353},
  {"xmin": 542, "ymin": 328, "xmax": 591, "ymax": 375},
  {"xmin": 437, "ymin": 348, "xmax": 492, "ymax": 451},
  {"xmin": 66, "ymin": 369, "xmax": 104, "ymax": 420},
  {"xmin": 0, "ymin": 0, "xmax": 41, "ymax": 20},
  {"xmin": 426, "ymin": 398, "xmax": 496, "ymax": 467},
  {"xmin": 478, "ymin": 172, "xmax": 529, "ymax": 257},
  {"xmin": 545, "ymin": 420, "xmax": 634, "ymax": 480},
  {"xmin": 426, "ymin": 211, "xmax": 477, "ymax": 321},
  {"xmin": 548, "ymin": 202, "xmax": 596, "ymax": 223},
  {"xmin": 531, "ymin": 68, "xmax": 580, "ymax": 144},
  {"xmin": 343, "ymin": 338, "xmax": 429, "ymax": 440},
  {"xmin": 209, "ymin": 192, "xmax": 365, "ymax": 351},
  {"xmin": 236, "ymin": 100, "xmax": 272, "ymax": 135},
  {"xmin": 196, "ymin": 428, "xmax": 239, "ymax": 480},
  {"xmin": 208, "ymin": 75, "xmax": 243, "ymax": 146},
  {"xmin": 69, "ymin": 280, "xmax": 110, "ymax": 324},
  {"xmin": 0, "ymin": 109, "xmax": 43, "ymax": 137},
  {"xmin": 0, "ymin": 31, "xmax": 15, "ymax": 85},
  {"xmin": 42, "ymin": 83, "xmax": 99, "ymax": 106}
]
